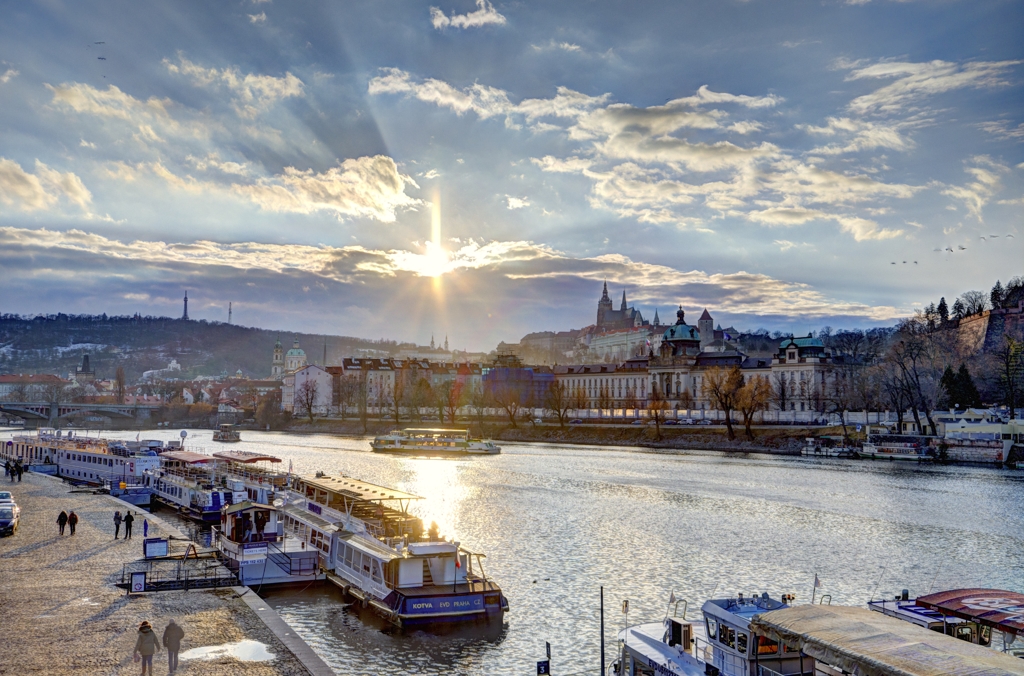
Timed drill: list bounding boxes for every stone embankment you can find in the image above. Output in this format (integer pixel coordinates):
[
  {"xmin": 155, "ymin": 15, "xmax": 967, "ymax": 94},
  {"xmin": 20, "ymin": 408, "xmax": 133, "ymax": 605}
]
[{"xmin": 0, "ymin": 473, "xmax": 322, "ymax": 676}]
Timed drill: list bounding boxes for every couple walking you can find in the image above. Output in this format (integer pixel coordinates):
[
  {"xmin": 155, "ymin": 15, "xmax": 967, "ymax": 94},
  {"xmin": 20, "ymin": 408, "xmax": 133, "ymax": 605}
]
[
  {"xmin": 56, "ymin": 510, "xmax": 78, "ymax": 535},
  {"xmin": 133, "ymin": 619, "xmax": 185, "ymax": 675},
  {"xmin": 113, "ymin": 510, "xmax": 137, "ymax": 539}
]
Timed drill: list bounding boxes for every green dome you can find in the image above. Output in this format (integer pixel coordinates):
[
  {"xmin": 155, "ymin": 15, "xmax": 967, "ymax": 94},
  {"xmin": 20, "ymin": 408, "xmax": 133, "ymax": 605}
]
[{"xmin": 286, "ymin": 348, "xmax": 305, "ymax": 356}]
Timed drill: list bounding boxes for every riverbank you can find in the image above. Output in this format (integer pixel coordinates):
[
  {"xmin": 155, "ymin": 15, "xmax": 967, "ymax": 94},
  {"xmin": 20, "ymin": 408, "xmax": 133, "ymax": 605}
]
[
  {"xmin": 282, "ymin": 418, "xmax": 812, "ymax": 454},
  {"xmin": 0, "ymin": 473, "xmax": 323, "ymax": 675}
]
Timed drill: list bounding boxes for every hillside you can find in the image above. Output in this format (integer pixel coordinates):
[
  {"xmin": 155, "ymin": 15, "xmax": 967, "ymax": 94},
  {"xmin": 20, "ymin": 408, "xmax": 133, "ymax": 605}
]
[{"xmin": 0, "ymin": 314, "xmax": 403, "ymax": 381}]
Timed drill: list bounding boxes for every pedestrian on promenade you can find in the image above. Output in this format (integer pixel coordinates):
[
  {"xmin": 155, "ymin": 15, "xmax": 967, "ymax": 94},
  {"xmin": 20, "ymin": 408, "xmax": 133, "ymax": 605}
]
[
  {"xmin": 7, "ymin": 462, "xmax": 13, "ymax": 483},
  {"xmin": 133, "ymin": 620, "xmax": 161, "ymax": 675},
  {"xmin": 16, "ymin": 461, "xmax": 23, "ymax": 482},
  {"xmin": 114, "ymin": 511, "xmax": 123, "ymax": 539},
  {"xmin": 68, "ymin": 511, "xmax": 79, "ymax": 535},
  {"xmin": 3, "ymin": 460, "xmax": 9, "ymax": 476},
  {"xmin": 143, "ymin": 518, "xmax": 149, "ymax": 538},
  {"xmin": 56, "ymin": 510, "xmax": 68, "ymax": 535},
  {"xmin": 162, "ymin": 619, "xmax": 184, "ymax": 674},
  {"xmin": 124, "ymin": 510, "xmax": 135, "ymax": 539}
]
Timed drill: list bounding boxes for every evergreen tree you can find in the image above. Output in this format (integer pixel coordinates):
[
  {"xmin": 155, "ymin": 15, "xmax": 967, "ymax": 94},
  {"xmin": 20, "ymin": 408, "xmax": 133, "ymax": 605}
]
[
  {"xmin": 937, "ymin": 297, "xmax": 949, "ymax": 324},
  {"xmin": 952, "ymin": 298, "xmax": 965, "ymax": 319},
  {"xmin": 957, "ymin": 364, "xmax": 983, "ymax": 408},
  {"xmin": 939, "ymin": 366, "xmax": 958, "ymax": 408},
  {"xmin": 991, "ymin": 280, "xmax": 1005, "ymax": 310}
]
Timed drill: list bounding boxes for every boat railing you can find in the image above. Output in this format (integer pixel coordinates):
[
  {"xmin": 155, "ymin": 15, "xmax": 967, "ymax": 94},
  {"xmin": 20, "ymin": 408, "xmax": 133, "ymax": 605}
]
[
  {"xmin": 756, "ymin": 666, "xmax": 786, "ymax": 676},
  {"xmin": 693, "ymin": 636, "xmax": 715, "ymax": 665}
]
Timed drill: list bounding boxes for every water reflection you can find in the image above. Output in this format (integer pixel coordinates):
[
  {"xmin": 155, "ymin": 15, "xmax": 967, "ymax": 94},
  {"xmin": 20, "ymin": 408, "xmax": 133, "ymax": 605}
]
[
  {"xmin": 14, "ymin": 429, "xmax": 1022, "ymax": 675},
  {"xmin": 179, "ymin": 639, "xmax": 275, "ymax": 662}
]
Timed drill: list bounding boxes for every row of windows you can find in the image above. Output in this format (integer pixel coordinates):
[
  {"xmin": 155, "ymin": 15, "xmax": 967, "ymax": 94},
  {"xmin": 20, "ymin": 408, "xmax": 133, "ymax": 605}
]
[{"xmin": 338, "ymin": 542, "xmax": 383, "ymax": 585}]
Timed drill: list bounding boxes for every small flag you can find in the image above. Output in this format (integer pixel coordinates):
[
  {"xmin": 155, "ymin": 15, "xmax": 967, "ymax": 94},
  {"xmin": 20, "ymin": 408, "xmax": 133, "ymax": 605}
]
[
  {"xmin": 136, "ymin": 432, "xmax": 140, "ymax": 442},
  {"xmin": 456, "ymin": 556, "xmax": 461, "ymax": 569},
  {"xmin": 814, "ymin": 574, "xmax": 822, "ymax": 588},
  {"xmin": 669, "ymin": 592, "xmax": 676, "ymax": 605}
]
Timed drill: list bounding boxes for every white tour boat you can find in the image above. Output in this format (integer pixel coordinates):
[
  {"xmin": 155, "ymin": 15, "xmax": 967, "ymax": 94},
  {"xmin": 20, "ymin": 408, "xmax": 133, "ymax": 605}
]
[
  {"xmin": 212, "ymin": 424, "xmax": 242, "ymax": 443},
  {"xmin": 3, "ymin": 429, "xmax": 159, "ymax": 505},
  {"xmin": 278, "ymin": 472, "xmax": 508, "ymax": 627},
  {"xmin": 802, "ymin": 436, "xmax": 856, "ymax": 457},
  {"xmin": 371, "ymin": 428, "xmax": 500, "ymax": 455},
  {"xmin": 214, "ymin": 500, "xmax": 323, "ymax": 587},
  {"xmin": 145, "ymin": 450, "xmax": 243, "ymax": 522},
  {"xmin": 211, "ymin": 449, "xmax": 289, "ymax": 505}
]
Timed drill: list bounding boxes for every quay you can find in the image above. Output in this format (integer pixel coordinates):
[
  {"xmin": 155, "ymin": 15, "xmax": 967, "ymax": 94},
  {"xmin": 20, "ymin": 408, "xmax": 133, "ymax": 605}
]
[{"xmin": 0, "ymin": 472, "xmax": 334, "ymax": 676}]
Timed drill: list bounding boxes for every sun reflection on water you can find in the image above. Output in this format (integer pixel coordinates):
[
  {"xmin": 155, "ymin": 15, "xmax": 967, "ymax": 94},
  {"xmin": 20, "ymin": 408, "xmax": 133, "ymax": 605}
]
[{"xmin": 399, "ymin": 458, "xmax": 472, "ymax": 543}]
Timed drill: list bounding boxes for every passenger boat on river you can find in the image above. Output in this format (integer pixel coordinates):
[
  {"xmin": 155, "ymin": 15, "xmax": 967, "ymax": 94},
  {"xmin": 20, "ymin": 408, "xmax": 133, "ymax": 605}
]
[
  {"xmin": 214, "ymin": 500, "xmax": 322, "ymax": 586},
  {"xmin": 371, "ymin": 428, "xmax": 500, "ymax": 455},
  {"xmin": 3, "ymin": 429, "xmax": 159, "ymax": 505},
  {"xmin": 145, "ymin": 451, "xmax": 243, "ymax": 522},
  {"xmin": 278, "ymin": 472, "xmax": 508, "ymax": 626},
  {"xmin": 212, "ymin": 424, "xmax": 241, "ymax": 443}
]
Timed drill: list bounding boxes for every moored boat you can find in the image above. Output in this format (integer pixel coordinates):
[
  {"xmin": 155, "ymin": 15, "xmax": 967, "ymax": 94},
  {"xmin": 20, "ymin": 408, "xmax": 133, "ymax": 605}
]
[
  {"xmin": 212, "ymin": 424, "xmax": 241, "ymax": 443},
  {"xmin": 371, "ymin": 428, "xmax": 500, "ymax": 455},
  {"xmin": 278, "ymin": 472, "xmax": 508, "ymax": 627},
  {"xmin": 144, "ymin": 450, "xmax": 241, "ymax": 522}
]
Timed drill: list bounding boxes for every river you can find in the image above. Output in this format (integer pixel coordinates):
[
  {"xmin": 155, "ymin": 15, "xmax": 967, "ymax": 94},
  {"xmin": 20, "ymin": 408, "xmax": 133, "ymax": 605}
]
[{"xmin": 12, "ymin": 428, "xmax": 1024, "ymax": 675}]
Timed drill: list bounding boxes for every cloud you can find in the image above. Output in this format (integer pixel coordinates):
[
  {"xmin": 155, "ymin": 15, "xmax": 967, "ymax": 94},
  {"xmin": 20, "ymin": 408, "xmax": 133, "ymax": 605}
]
[
  {"xmin": 746, "ymin": 206, "xmax": 901, "ymax": 241},
  {"xmin": 79, "ymin": 139, "xmax": 97, "ymax": 149},
  {"xmin": 0, "ymin": 68, "xmax": 18, "ymax": 84},
  {"xmin": 840, "ymin": 59, "xmax": 1022, "ymax": 115},
  {"xmin": 233, "ymin": 155, "xmax": 422, "ymax": 222},
  {"xmin": 977, "ymin": 120, "xmax": 1024, "ymax": 141},
  {"xmin": 368, "ymin": 68, "xmax": 513, "ymax": 119},
  {"xmin": 421, "ymin": 169, "xmax": 440, "ymax": 179},
  {"xmin": 505, "ymin": 195, "xmax": 529, "ymax": 209},
  {"xmin": 249, "ymin": 12, "xmax": 267, "ymax": 24},
  {"xmin": 0, "ymin": 158, "xmax": 92, "ymax": 212},
  {"xmin": 430, "ymin": 0, "xmax": 506, "ymax": 29},
  {"xmin": 186, "ymin": 153, "xmax": 251, "ymax": 176},
  {"xmin": 164, "ymin": 55, "xmax": 303, "ymax": 118},
  {"xmin": 0, "ymin": 225, "xmax": 905, "ymax": 322},
  {"xmin": 941, "ymin": 156, "xmax": 1008, "ymax": 221},
  {"xmin": 800, "ymin": 117, "xmax": 915, "ymax": 154}
]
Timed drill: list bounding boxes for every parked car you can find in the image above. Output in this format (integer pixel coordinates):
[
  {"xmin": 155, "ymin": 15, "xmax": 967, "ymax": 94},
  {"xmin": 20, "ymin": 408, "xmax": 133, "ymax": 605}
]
[
  {"xmin": 0, "ymin": 503, "xmax": 19, "ymax": 536},
  {"xmin": 569, "ymin": 419, "xmax": 583, "ymax": 425},
  {"xmin": 0, "ymin": 491, "xmax": 14, "ymax": 505},
  {"xmin": 664, "ymin": 420, "xmax": 678, "ymax": 426},
  {"xmin": 698, "ymin": 420, "xmax": 713, "ymax": 425},
  {"xmin": 532, "ymin": 418, "xmax": 543, "ymax": 424},
  {"xmin": 631, "ymin": 420, "xmax": 644, "ymax": 425}
]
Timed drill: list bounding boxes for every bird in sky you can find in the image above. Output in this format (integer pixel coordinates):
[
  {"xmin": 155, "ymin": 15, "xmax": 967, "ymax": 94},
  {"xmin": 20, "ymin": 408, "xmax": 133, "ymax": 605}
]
[
  {"xmin": 914, "ymin": 261, "xmax": 918, "ymax": 264},
  {"xmin": 98, "ymin": 57, "xmax": 106, "ymax": 60},
  {"xmin": 95, "ymin": 41, "xmax": 105, "ymax": 44},
  {"xmin": 1007, "ymin": 234, "xmax": 1016, "ymax": 239},
  {"xmin": 980, "ymin": 236, "xmax": 987, "ymax": 241},
  {"xmin": 945, "ymin": 247, "xmax": 954, "ymax": 252},
  {"xmin": 891, "ymin": 261, "xmax": 896, "ymax": 265},
  {"xmin": 990, "ymin": 235, "xmax": 999, "ymax": 238},
  {"xmin": 958, "ymin": 245, "xmax": 966, "ymax": 250},
  {"xmin": 902, "ymin": 260, "xmax": 907, "ymax": 264},
  {"xmin": 933, "ymin": 248, "xmax": 942, "ymax": 252}
]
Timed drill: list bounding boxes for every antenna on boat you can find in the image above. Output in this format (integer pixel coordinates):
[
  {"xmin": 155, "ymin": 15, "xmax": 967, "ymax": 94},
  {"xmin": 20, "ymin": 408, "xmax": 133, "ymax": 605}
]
[{"xmin": 868, "ymin": 565, "xmax": 887, "ymax": 602}]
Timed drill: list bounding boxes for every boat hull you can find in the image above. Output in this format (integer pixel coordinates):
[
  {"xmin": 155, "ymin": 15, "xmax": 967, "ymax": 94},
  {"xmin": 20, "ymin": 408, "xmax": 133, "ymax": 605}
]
[{"xmin": 370, "ymin": 444, "xmax": 499, "ymax": 456}]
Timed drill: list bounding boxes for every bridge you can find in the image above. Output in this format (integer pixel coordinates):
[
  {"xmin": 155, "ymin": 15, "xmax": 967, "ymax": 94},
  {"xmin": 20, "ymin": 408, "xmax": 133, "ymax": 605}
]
[{"xmin": 0, "ymin": 401, "xmax": 162, "ymax": 426}]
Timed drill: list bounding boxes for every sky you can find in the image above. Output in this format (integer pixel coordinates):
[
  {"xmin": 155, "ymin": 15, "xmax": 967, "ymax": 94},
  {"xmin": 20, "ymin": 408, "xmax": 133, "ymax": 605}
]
[{"xmin": 0, "ymin": 0, "xmax": 1022, "ymax": 351}]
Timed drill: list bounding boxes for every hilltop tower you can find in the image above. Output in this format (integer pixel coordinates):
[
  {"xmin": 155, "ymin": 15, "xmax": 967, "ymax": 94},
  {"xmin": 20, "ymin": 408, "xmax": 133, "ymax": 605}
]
[
  {"xmin": 698, "ymin": 309, "xmax": 714, "ymax": 349},
  {"xmin": 228, "ymin": 302, "xmax": 232, "ymax": 324},
  {"xmin": 272, "ymin": 338, "xmax": 284, "ymax": 379},
  {"xmin": 183, "ymin": 291, "xmax": 189, "ymax": 321}
]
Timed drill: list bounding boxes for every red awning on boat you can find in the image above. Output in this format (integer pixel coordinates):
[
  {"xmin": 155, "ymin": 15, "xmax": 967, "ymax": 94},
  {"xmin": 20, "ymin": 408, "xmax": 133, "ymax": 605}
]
[
  {"xmin": 212, "ymin": 450, "xmax": 282, "ymax": 463},
  {"xmin": 916, "ymin": 588, "xmax": 1024, "ymax": 636},
  {"xmin": 161, "ymin": 450, "xmax": 215, "ymax": 464}
]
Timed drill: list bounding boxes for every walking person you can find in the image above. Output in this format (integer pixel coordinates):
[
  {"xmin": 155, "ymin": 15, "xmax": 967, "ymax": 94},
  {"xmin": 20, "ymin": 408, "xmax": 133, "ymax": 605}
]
[
  {"xmin": 162, "ymin": 619, "xmax": 184, "ymax": 674},
  {"xmin": 67, "ymin": 510, "xmax": 79, "ymax": 536},
  {"xmin": 16, "ymin": 460, "xmax": 23, "ymax": 482},
  {"xmin": 3, "ymin": 460, "xmax": 9, "ymax": 477},
  {"xmin": 114, "ymin": 510, "xmax": 123, "ymax": 539},
  {"xmin": 143, "ymin": 518, "xmax": 149, "ymax": 538},
  {"xmin": 56, "ymin": 510, "xmax": 69, "ymax": 535},
  {"xmin": 133, "ymin": 620, "xmax": 161, "ymax": 676},
  {"xmin": 124, "ymin": 510, "xmax": 134, "ymax": 539}
]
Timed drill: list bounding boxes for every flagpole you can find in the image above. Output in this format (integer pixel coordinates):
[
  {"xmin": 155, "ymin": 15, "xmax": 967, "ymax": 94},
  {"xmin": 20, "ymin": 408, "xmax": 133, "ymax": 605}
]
[
  {"xmin": 600, "ymin": 586, "xmax": 605, "ymax": 676},
  {"xmin": 811, "ymin": 573, "xmax": 817, "ymax": 605}
]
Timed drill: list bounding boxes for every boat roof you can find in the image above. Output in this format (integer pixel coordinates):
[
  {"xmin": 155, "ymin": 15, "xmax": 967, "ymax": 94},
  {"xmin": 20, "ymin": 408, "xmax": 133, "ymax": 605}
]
[
  {"xmin": 161, "ymin": 450, "xmax": 214, "ymax": 464},
  {"xmin": 703, "ymin": 596, "xmax": 787, "ymax": 622},
  {"xmin": 401, "ymin": 428, "xmax": 468, "ymax": 434},
  {"xmin": 617, "ymin": 622, "xmax": 706, "ymax": 676},
  {"xmin": 212, "ymin": 450, "xmax": 282, "ymax": 464},
  {"xmin": 916, "ymin": 588, "xmax": 1024, "ymax": 636},
  {"xmin": 868, "ymin": 599, "xmax": 969, "ymax": 626},
  {"xmin": 750, "ymin": 605, "xmax": 1024, "ymax": 676},
  {"xmin": 339, "ymin": 532, "xmax": 402, "ymax": 561},
  {"xmin": 224, "ymin": 500, "xmax": 275, "ymax": 515},
  {"xmin": 298, "ymin": 474, "xmax": 421, "ymax": 502},
  {"xmin": 279, "ymin": 502, "xmax": 338, "ymax": 532}
]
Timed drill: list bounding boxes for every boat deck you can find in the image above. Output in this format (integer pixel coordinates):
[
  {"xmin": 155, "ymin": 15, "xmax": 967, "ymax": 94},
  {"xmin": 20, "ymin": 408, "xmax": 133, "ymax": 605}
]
[{"xmin": 398, "ymin": 579, "xmax": 502, "ymax": 596}]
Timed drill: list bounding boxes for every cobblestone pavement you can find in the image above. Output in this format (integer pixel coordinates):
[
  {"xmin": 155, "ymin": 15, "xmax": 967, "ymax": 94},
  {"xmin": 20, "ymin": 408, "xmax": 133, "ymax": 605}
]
[{"xmin": 0, "ymin": 473, "xmax": 314, "ymax": 676}]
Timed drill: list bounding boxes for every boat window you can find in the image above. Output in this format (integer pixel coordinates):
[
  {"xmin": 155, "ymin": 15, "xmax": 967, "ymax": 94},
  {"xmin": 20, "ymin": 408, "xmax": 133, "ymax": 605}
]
[
  {"xmin": 345, "ymin": 546, "xmax": 354, "ymax": 568},
  {"xmin": 755, "ymin": 636, "xmax": 779, "ymax": 655},
  {"xmin": 955, "ymin": 625, "xmax": 974, "ymax": 643},
  {"xmin": 706, "ymin": 618, "xmax": 717, "ymax": 641},
  {"xmin": 736, "ymin": 632, "xmax": 748, "ymax": 654},
  {"xmin": 371, "ymin": 559, "xmax": 382, "ymax": 584},
  {"xmin": 719, "ymin": 624, "xmax": 735, "ymax": 649}
]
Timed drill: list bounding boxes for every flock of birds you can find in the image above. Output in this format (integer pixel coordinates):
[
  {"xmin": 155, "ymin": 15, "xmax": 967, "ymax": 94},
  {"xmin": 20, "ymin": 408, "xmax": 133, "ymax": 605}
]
[{"xmin": 890, "ymin": 233, "xmax": 1017, "ymax": 264}]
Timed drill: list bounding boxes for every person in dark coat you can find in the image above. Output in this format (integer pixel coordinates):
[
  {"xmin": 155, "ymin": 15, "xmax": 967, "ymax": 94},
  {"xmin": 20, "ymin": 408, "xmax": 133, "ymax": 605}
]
[
  {"xmin": 114, "ymin": 510, "xmax": 123, "ymax": 539},
  {"xmin": 162, "ymin": 619, "xmax": 185, "ymax": 674},
  {"xmin": 124, "ymin": 510, "xmax": 135, "ymax": 539},
  {"xmin": 67, "ymin": 511, "xmax": 79, "ymax": 535},
  {"xmin": 133, "ymin": 620, "xmax": 161, "ymax": 675},
  {"xmin": 3, "ymin": 460, "xmax": 9, "ymax": 476},
  {"xmin": 57, "ymin": 510, "xmax": 69, "ymax": 535},
  {"xmin": 16, "ymin": 461, "xmax": 23, "ymax": 482}
]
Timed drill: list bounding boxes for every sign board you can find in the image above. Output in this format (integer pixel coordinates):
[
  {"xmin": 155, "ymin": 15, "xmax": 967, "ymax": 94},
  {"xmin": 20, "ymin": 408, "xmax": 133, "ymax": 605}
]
[
  {"xmin": 143, "ymin": 538, "xmax": 168, "ymax": 559},
  {"xmin": 241, "ymin": 541, "xmax": 268, "ymax": 565},
  {"xmin": 130, "ymin": 571, "xmax": 146, "ymax": 594},
  {"xmin": 307, "ymin": 502, "xmax": 322, "ymax": 515},
  {"xmin": 403, "ymin": 594, "xmax": 484, "ymax": 616},
  {"xmin": 546, "ymin": 642, "xmax": 551, "ymax": 659},
  {"xmin": 536, "ymin": 660, "xmax": 550, "ymax": 675}
]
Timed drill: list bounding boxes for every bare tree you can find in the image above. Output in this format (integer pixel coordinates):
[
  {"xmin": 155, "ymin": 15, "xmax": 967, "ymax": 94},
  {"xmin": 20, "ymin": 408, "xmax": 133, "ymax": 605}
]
[
  {"xmin": 994, "ymin": 333, "xmax": 1024, "ymax": 419},
  {"xmin": 597, "ymin": 383, "xmax": 612, "ymax": 410},
  {"xmin": 888, "ymin": 319, "xmax": 940, "ymax": 435},
  {"xmin": 114, "ymin": 366, "xmax": 127, "ymax": 404},
  {"xmin": 42, "ymin": 381, "xmax": 68, "ymax": 404},
  {"xmin": 571, "ymin": 385, "xmax": 588, "ymax": 412},
  {"xmin": 771, "ymin": 372, "xmax": 790, "ymax": 414},
  {"xmin": 5, "ymin": 382, "xmax": 28, "ymax": 402},
  {"xmin": 492, "ymin": 382, "xmax": 530, "ymax": 428},
  {"xmin": 296, "ymin": 379, "xmax": 320, "ymax": 423},
  {"xmin": 958, "ymin": 290, "xmax": 988, "ymax": 316},
  {"xmin": 544, "ymin": 381, "xmax": 573, "ymax": 428},
  {"xmin": 467, "ymin": 383, "xmax": 491, "ymax": 434},
  {"xmin": 239, "ymin": 384, "xmax": 261, "ymax": 415},
  {"xmin": 647, "ymin": 384, "xmax": 669, "ymax": 440},
  {"xmin": 736, "ymin": 375, "xmax": 771, "ymax": 441},
  {"xmin": 703, "ymin": 366, "xmax": 743, "ymax": 440},
  {"xmin": 435, "ymin": 380, "xmax": 464, "ymax": 425}
]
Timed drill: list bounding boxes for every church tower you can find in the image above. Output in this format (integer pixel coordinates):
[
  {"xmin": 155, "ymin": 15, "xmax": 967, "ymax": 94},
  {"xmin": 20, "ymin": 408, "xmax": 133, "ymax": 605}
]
[
  {"xmin": 620, "ymin": 289, "xmax": 627, "ymax": 312},
  {"xmin": 272, "ymin": 338, "xmax": 284, "ymax": 380},
  {"xmin": 698, "ymin": 309, "xmax": 714, "ymax": 349},
  {"xmin": 597, "ymin": 281, "xmax": 613, "ymax": 328}
]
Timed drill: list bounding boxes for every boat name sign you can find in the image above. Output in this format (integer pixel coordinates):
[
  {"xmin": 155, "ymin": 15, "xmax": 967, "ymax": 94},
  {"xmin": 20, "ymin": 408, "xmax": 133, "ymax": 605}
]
[
  {"xmin": 307, "ymin": 502, "xmax": 322, "ymax": 515},
  {"xmin": 406, "ymin": 594, "xmax": 484, "ymax": 615}
]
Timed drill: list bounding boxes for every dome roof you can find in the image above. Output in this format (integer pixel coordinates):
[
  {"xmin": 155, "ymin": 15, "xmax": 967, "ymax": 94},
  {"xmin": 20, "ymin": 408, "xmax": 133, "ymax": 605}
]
[
  {"xmin": 662, "ymin": 324, "xmax": 700, "ymax": 341},
  {"xmin": 286, "ymin": 348, "xmax": 306, "ymax": 356}
]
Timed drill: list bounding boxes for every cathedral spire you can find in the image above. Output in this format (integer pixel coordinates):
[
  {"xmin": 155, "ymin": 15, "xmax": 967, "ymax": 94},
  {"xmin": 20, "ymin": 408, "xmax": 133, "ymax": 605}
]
[
  {"xmin": 601, "ymin": 280, "xmax": 610, "ymax": 302},
  {"xmin": 620, "ymin": 289, "xmax": 627, "ymax": 311},
  {"xmin": 653, "ymin": 308, "xmax": 661, "ymax": 325}
]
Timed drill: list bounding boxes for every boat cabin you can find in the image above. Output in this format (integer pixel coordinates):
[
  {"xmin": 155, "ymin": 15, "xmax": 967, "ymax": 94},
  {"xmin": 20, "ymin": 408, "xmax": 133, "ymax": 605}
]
[
  {"xmin": 212, "ymin": 450, "xmax": 287, "ymax": 503},
  {"xmin": 220, "ymin": 500, "xmax": 280, "ymax": 544},
  {"xmin": 290, "ymin": 473, "xmax": 423, "ymax": 541},
  {"xmin": 215, "ymin": 500, "xmax": 323, "ymax": 585},
  {"xmin": 700, "ymin": 594, "xmax": 807, "ymax": 676}
]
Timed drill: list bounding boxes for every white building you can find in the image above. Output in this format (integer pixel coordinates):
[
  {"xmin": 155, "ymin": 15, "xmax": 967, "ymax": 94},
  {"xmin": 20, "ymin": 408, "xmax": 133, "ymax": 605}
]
[
  {"xmin": 281, "ymin": 364, "xmax": 333, "ymax": 415},
  {"xmin": 554, "ymin": 359, "xmax": 649, "ymax": 409}
]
